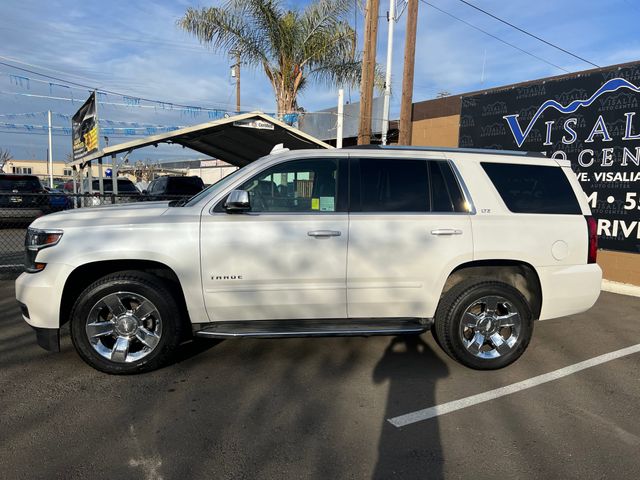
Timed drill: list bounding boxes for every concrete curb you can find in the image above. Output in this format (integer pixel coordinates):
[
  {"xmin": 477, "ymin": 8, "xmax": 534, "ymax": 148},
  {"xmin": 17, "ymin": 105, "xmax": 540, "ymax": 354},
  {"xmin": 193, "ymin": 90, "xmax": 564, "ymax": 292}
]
[{"xmin": 602, "ymin": 279, "xmax": 640, "ymax": 298}]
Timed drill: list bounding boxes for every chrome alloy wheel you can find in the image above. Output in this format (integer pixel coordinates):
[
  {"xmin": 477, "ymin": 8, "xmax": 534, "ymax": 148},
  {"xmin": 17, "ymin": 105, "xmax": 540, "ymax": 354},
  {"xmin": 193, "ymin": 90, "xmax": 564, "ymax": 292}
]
[
  {"xmin": 85, "ymin": 292, "xmax": 162, "ymax": 363},
  {"xmin": 459, "ymin": 295, "xmax": 521, "ymax": 359}
]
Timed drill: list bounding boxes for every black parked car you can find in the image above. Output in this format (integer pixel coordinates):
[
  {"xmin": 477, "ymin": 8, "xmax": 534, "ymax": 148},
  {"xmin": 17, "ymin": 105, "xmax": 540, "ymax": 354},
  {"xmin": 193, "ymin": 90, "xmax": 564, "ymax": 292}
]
[
  {"xmin": 0, "ymin": 174, "xmax": 49, "ymax": 225},
  {"xmin": 145, "ymin": 176, "xmax": 205, "ymax": 200}
]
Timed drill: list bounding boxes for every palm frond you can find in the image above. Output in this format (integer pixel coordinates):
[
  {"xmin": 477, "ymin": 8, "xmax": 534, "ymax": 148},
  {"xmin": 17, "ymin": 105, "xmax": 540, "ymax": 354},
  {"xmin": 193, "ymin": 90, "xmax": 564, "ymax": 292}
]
[
  {"xmin": 178, "ymin": 0, "xmax": 380, "ymax": 113},
  {"xmin": 299, "ymin": 0, "xmax": 352, "ymax": 52},
  {"xmin": 178, "ymin": 6, "xmax": 269, "ymax": 66}
]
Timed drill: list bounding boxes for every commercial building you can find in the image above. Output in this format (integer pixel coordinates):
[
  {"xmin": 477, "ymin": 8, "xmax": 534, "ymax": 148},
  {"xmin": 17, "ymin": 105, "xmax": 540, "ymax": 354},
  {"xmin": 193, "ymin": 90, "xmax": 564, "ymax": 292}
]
[{"xmin": 3, "ymin": 158, "xmax": 74, "ymax": 178}]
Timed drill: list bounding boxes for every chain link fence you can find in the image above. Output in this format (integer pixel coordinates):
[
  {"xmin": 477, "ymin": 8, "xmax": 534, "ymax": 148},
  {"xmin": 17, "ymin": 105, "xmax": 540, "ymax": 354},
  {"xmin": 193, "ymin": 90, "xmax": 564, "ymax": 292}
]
[{"xmin": 0, "ymin": 192, "xmax": 187, "ymax": 276}]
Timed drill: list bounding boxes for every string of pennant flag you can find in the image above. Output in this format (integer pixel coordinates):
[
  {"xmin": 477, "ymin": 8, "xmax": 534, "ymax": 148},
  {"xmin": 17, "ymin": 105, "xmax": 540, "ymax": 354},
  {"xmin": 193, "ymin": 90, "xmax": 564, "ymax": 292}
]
[{"xmin": 0, "ymin": 121, "xmax": 185, "ymax": 136}]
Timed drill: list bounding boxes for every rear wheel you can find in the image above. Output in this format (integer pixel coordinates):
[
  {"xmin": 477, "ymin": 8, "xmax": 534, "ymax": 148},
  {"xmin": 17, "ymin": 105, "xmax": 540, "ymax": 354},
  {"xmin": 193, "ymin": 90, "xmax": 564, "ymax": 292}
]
[
  {"xmin": 434, "ymin": 279, "xmax": 533, "ymax": 370},
  {"xmin": 70, "ymin": 271, "xmax": 184, "ymax": 374}
]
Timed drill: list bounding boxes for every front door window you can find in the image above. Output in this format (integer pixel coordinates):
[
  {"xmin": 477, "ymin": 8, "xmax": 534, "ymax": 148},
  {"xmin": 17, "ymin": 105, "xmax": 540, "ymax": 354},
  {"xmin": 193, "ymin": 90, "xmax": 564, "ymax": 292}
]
[{"xmin": 238, "ymin": 159, "xmax": 339, "ymax": 213}]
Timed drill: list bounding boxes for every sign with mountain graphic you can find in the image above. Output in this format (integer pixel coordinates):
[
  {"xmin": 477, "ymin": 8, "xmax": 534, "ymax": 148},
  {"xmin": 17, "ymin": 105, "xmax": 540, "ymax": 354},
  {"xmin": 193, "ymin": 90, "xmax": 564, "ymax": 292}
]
[{"xmin": 459, "ymin": 62, "xmax": 640, "ymax": 253}]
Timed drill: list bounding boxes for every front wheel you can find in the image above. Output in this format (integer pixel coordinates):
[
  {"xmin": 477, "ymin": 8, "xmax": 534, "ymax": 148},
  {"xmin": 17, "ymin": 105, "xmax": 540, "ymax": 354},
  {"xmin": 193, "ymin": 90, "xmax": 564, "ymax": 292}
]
[
  {"xmin": 434, "ymin": 279, "xmax": 533, "ymax": 370},
  {"xmin": 70, "ymin": 271, "xmax": 184, "ymax": 374}
]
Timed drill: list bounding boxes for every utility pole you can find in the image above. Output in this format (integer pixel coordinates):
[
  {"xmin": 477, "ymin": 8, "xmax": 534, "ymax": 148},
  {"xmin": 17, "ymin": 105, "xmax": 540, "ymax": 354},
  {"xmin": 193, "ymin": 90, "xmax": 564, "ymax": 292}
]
[
  {"xmin": 398, "ymin": 0, "xmax": 419, "ymax": 145},
  {"xmin": 358, "ymin": 0, "xmax": 380, "ymax": 145},
  {"xmin": 381, "ymin": 0, "xmax": 396, "ymax": 145},
  {"xmin": 233, "ymin": 52, "xmax": 241, "ymax": 113}
]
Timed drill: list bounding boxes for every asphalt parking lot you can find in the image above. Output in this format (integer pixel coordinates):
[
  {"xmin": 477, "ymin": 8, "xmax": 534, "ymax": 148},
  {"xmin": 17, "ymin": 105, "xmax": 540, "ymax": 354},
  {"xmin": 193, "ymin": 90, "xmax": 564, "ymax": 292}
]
[{"xmin": 1, "ymin": 279, "xmax": 639, "ymax": 480}]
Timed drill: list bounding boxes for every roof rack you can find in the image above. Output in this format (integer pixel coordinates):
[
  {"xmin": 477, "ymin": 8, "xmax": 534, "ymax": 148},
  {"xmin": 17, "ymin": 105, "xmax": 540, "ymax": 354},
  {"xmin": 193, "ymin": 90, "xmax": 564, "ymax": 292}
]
[{"xmin": 347, "ymin": 145, "xmax": 547, "ymax": 158}]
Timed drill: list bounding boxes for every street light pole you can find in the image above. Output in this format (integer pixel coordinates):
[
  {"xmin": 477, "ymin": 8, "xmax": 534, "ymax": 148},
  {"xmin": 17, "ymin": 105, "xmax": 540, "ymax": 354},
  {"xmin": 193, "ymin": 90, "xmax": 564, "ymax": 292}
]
[
  {"xmin": 337, "ymin": 88, "xmax": 344, "ymax": 149},
  {"xmin": 381, "ymin": 0, "xmax": 396, "ymax": 145}
]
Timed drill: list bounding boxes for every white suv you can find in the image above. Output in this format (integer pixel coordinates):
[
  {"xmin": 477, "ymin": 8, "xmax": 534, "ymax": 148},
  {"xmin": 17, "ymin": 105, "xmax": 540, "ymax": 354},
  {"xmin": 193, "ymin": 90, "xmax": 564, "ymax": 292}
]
[{"xmin": 16, "ymin": 146, "xmax": 602, "ymax": 374}]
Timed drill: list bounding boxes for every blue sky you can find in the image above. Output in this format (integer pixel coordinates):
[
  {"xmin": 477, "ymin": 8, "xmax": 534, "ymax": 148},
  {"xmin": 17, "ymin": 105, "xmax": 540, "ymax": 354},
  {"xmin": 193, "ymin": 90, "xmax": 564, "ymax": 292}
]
[{"xmin": 1, "ymin": 0, "xmax": 639, "ymax": 162}]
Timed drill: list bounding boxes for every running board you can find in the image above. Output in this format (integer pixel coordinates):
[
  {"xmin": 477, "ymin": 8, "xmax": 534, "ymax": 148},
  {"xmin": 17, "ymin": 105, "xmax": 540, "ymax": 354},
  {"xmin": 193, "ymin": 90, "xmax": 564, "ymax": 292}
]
[{"xmin": 193, "ymin": 318, "xmax": 431, "ymax": 339}]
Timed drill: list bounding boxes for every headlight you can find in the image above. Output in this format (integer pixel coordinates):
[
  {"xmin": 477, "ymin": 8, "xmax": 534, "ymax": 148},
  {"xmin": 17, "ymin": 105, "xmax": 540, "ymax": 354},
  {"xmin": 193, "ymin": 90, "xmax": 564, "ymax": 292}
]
[{"xmin": 24, "ymin": 228, "xmax": 63, "ymax": 273}]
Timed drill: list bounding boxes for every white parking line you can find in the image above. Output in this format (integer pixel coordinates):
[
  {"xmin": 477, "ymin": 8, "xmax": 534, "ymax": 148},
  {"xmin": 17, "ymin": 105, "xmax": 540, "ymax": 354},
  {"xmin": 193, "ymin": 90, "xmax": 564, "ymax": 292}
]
[{"xmin": 388, "ymin": 343, "xmax": 640, "ymax": 428}]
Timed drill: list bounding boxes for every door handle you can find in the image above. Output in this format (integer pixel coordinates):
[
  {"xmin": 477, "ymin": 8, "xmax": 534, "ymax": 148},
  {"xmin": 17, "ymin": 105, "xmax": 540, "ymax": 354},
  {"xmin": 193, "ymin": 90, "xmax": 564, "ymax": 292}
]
[
  {"xmin": 430, "ymin": 228, "xmax": 463, "ymax": 236},
  {"xmin": 308, "ymin": 230, "xmax": 342, "ymax": 238}
]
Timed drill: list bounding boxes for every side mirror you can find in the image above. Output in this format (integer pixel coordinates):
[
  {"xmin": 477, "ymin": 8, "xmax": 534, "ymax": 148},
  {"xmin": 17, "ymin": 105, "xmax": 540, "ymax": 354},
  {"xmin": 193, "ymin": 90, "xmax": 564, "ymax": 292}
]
[{"xmin": 224, "ymin": 189, "xmax": 251, "ymax": 213}]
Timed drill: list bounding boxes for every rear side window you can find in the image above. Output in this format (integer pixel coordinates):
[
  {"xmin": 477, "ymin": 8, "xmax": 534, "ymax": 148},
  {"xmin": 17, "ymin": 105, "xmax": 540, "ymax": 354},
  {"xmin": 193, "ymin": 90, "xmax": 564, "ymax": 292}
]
[
  {"xmin": 359, "ymin": 158, "xmax": 429, "ymax": 212},
  {"xmin": 356, "ymin": 159, "xmax": 468, "ymax": 213},
  {"xmin": 481, "ymin": 162, "xmax": 581, "ymax": 214}
]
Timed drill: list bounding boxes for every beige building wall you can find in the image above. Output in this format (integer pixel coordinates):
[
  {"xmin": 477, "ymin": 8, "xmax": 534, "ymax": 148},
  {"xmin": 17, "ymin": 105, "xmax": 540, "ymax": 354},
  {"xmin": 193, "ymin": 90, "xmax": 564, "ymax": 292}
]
[
  {"xmin": 411, "ymin": 114, "xmax": 460, "ymax": 147},
  {"xmin": 4, "ymin": 159, "xmax": 77, "ymax": 178},
  {"xmin": 597, "ymin": 251, "xmax": 640, "ymax": 286}
]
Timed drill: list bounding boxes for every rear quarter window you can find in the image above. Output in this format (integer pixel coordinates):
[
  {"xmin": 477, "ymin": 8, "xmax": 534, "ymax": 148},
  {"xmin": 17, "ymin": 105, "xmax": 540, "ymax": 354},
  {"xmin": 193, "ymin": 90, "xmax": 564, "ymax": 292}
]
[{"xmin": 481, "ymin": 162, "xmax": 581, "ymax": 214}]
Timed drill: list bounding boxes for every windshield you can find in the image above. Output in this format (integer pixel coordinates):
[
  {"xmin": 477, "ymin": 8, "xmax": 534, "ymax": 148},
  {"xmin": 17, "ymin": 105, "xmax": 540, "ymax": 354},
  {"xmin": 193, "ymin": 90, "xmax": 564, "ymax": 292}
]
[{"xmin": 183, "ymin": 167, "xmax": 245, "ymax": 206}]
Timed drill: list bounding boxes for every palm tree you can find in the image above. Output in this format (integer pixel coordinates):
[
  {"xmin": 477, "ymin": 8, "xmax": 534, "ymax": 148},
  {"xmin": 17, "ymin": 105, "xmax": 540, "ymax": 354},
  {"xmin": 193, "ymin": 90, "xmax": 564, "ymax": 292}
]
[{"xmin": 179, "ymin": 0, "xmax": 366, "ymax": 116}]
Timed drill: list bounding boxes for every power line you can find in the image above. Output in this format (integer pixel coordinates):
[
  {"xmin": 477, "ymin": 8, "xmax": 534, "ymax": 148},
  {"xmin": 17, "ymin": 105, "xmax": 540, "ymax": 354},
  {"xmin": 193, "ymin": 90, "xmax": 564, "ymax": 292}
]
[
  {"xmin": 420, "ymin": 1, "xmax": 570, "ymax": 73},
  {"xmin": 0, "ymin": 55, "xmax": 102, "ymax": 85},
  {"xmin": 0, "ymin": 87, "xmax": 252, "ymax": 114},
  {"xmin": 455, "ymin": 0, "xmax": 600, "ymax": 68},
  {"xmin": 0, "ymin": 58, "xmax": 239, "ymax": 112}
]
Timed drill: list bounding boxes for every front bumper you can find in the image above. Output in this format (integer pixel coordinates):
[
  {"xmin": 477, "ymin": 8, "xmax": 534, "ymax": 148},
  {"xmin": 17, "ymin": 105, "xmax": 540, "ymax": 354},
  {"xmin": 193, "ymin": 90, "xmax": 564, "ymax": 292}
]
[{"xmin": 15, "ymin": 262, "xmax": 73, "ymax": 331}]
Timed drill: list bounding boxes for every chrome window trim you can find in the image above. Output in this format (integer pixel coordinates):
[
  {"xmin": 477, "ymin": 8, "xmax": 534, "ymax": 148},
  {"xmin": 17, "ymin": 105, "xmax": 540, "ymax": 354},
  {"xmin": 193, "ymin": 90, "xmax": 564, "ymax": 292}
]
[
  {"xmin": 209, "ymin": 211, "xmax": 349, "ymax": 217},
  {"xmin": 203, "ymin": 149, "xmax": 477, "ymax": 216},
  {"xmin": 348, "ymin": 211, "xmax": 473, "ymax": 217},
  {"xmin": 446, "ymin": 159, "xmax": 476, "ymax": 215}
]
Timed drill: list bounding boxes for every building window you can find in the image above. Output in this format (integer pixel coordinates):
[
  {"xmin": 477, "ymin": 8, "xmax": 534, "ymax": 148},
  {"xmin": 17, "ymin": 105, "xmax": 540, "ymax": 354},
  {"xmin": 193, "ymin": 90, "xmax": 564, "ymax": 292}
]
[
  {"xmin": 12, "ymin": 167, "xmax": 32, "ymax": 174},
  {"xmin": 63, "ymin": 169, "xmax": 73, "ymax": 176}
]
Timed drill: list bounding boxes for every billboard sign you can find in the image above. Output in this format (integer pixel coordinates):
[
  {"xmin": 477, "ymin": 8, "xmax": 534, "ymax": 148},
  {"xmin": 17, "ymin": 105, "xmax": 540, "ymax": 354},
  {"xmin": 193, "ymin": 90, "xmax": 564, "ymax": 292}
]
[
  {"xmin": 459, "ymin": 63, "xmax": 640, "ymax": 253},
  {"xmin": 72, "ymin": 92, "xmax": 99, "ymax": 161}
]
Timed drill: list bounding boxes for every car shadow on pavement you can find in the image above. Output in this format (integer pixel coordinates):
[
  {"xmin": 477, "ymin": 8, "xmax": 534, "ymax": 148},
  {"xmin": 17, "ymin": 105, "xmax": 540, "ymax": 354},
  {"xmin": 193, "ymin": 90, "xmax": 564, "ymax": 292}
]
[
  {"xmin": 372, "ymin": 335, "xmax": 449, "ymax": 479},
  {"xmin": 173, "ymin": 337, "xmax": 223, "ymax": 364}
]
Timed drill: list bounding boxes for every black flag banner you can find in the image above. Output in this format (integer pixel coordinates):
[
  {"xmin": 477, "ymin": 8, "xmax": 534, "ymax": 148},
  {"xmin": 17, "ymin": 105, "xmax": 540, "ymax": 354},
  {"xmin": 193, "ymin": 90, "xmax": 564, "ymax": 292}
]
[
  {"xmin": 72, "ymin": 92, "xmax": 99, "ymax": 161},
  {"xmin": 459, "ymin": 62, "xmax": 640, "ymax": 253}
]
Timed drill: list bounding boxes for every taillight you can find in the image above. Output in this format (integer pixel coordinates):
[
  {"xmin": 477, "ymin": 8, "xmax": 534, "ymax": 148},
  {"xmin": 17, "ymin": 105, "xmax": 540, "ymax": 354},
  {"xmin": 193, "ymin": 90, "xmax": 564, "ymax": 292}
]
[{"xmin": 585, "ymin": 216, "xmax": 597, "ymax": 264}]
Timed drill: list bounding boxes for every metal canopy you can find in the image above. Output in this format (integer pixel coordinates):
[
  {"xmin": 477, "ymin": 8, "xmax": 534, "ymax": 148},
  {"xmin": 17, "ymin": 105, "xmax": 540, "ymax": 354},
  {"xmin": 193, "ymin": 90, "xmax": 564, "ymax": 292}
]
[{"xmin": 69, "ymin": 112, "xmax": 332, "ymax": 168}]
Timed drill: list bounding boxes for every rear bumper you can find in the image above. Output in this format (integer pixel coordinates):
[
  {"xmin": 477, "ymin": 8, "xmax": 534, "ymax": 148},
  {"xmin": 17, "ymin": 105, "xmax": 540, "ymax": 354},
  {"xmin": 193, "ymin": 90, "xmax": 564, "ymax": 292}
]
[{"xmin": 538, "ymin": 263, "xmax": 602, "ymax": 320}]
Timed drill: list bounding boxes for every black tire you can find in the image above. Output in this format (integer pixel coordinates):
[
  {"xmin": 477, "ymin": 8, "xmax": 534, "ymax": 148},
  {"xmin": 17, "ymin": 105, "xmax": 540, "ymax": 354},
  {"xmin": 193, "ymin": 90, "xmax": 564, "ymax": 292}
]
[
  {"xmin": 430, "ymin": 323, "xmax": 443, "ymax": 350},
  {"xmin": 70, "ymin": 270, "xmax": 184, "ymax": 374},
  {"xmin": 434, "ymin": 279, "xmax": 533, "ymax": 370}
]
